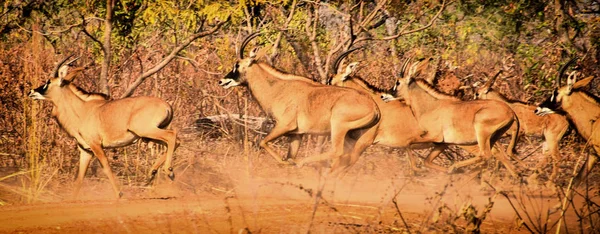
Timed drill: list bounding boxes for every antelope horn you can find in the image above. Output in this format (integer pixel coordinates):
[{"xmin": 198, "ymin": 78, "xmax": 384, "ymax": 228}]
[
  {"xmin": 66, "ymin": 56, "xmax": 80, "ymax": 66},
  {"xmin": 239, "ymin": 32, "xmax": 261, "ymax": 59},
  {"xmin": 331, "ymin": 47, "xmax": 362, "ymax": 75},
  {"xmin": 557, "ymin": 57, "xmax": 577, "ymax": 88},
  {"xmin": 52, "ymin": 54, "xmax": 75, "ymax": 78},
  {"xmin": 398, "ymin": 56, "xmax": 413, "ymax": 78},
  {"xmin": 483, "ymin": 70, "xmax": 502, "ymax": 89}
]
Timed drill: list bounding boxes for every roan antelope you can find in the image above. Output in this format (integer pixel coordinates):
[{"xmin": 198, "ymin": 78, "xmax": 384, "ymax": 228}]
[
  {"xmin": 218, "ymin": 32, "xmax": 380, "ymax": 172},
  {"xmin": 327, "ymin": 49, "xmax": 480, "ymax": 173},
  {"xmin": 381, "ymin": 58, "xmax": 522, "ymax": 177},
  {"xmin": 29, "ymin": 56, "xmax": 177, "ymax": 199},
  {"xmin": 474, "ymin": 70, "xmax": 569, "ymax": 182},
  {"xmin": 536, "ymin": 66, "xmax": 599, "ymax": 182}
]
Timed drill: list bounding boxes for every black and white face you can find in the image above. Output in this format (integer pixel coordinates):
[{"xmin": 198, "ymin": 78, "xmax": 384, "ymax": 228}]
[
  {"xmin": 29, "ymin": 57, "xmax": 77, "ymax": 100},
  {"xmin": 535, "ymin": 89, "xmax": 562, "ymax": 116},
  {"xmin": 29, "ymin": 66, "xmax": 70, "ymax": 100},
  {"xmin": 218, "ymin": 53, "xmax": 256, "ymax": 89},
  {"xmin": 29, "ymin": 80, "xmax": 53, "ymax": 100},
  {"xmin": 218, "ymin": 62, "xmax": 244, "ymax": 89},
  {"xmin": 381, "ymin": 78, "xmax": 409, "ymax": 103}
]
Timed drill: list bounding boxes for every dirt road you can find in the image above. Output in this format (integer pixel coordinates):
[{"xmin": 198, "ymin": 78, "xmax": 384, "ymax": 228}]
[{"xmin": 0, "ymin": 171, "xmax": 538, "ymax": 233}]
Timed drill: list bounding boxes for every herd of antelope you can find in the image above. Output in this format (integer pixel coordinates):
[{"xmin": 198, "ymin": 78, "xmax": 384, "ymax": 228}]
[{"xmin": 29, "ymin": 33, "xmax": 599, "ymax": 199}]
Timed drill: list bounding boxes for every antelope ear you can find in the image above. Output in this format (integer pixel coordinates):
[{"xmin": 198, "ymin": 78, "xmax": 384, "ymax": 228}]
[
  {"xmin": 249, "ymin": 47, "xmax": 260, "ymax": 60},
  {"xmin": 58, "ymin": 65, "xmax": 70, "ymax": 82},
  {"xmin": 414, "ymin": 58, "xmax": 431, "ymax": 76},
  {"xmin": 63, "ymin": 67, "xmax": 85, "ymax": 84},
  {"xmin": 573, "ymin": 76, "xmax": 594, "ymax": 89},
  {"xmin": 342, "ymin": 62, "xmax": 359, "ymax": 80},
  {"xmin": 566, "ymin": 72, "xmax": 577, "ymax": 94}
]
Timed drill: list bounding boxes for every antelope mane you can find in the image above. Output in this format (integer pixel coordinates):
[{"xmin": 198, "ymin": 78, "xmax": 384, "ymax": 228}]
[
  {"xmin": 68, "ymin": 84, "xmax": 109, "ymax": 101},
  {"xmin": 255, "ymin": 63, "xmax": 319, "ymax": 83},
  {"xmin": 348, "ymin": 76, "xmax": 387, "ymax": 94},
  {"xmin": 413, "ymin": 79, "xmax": 460, "ymax": 101},
  {"xmin": 577, "ymin": 90, "xmax": 600, "ymax": 106}
]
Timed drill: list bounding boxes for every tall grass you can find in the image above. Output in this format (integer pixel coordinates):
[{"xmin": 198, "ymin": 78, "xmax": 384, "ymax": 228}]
[{"xmin": 20, "ymin": 24, "xmax": 50, "ymax": 203}]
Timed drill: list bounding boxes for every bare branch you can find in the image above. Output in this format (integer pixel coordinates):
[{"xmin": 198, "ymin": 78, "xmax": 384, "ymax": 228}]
[
  {"xmin": 120, "ymin": 18, "xmax": 229, "ymax": 98},
  {"xmin": 356, "ymin": 0, "xmax": 448, "ymax": 43},
  {"xmin": 306, "ymin": 2, "xmax": 328, "ymax": 82},
  {"xmin": 80, "ymin": 15, "xmax": 104, "ymax": 48},
  {"xmin": 268, "ymin": 0, "xmax": 298, "ymax": 64}
]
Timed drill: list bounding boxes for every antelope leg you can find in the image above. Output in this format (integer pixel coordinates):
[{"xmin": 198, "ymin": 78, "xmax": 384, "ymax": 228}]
[
  {"xmin": 89, "ymin": 143, "xmax": 122, "ymax": 199},
  {"xmin": 132, "ymin": 127, "xmax": 177, "ymax": 181},
  {"xmin": 259, "ymin": 123, "xmax": 295, "ymax": 164},
  {"xmin": 336, "ymin": 126, "xmax": 378, "ymax": 175},
  {"xmin": 315, "ymin": 135, "xmax": 328, "ymax": 154},
  {"xmin": 297, "ymin": 123, "xmax": 349, "ymax": 168},
  {"xmin": 283, "ymin": 134, "xmax": 302, "ymax": 162},
  {"xmin": 423, "ymin": 144, "xmax": 449, "ymax": 173},
  {"xmin": 447, "ymin": 156, "xmax": 483, "ymax": 173},
  {"xmin": 544, "ymin": 132, "xmax": 563, "ymax": 182},
  {"xmin": 491, "ymin": 144, "xmax": 520, "ymax": 178},
  {"xmin": 73, "ymin": 146, "xmax": 93, "ymax": 199}
]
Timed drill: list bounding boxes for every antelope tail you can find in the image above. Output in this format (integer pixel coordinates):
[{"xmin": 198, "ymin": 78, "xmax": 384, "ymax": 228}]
[{"xmin": 508, "ymin": 113, "xmax": 520, "ymax": 156}]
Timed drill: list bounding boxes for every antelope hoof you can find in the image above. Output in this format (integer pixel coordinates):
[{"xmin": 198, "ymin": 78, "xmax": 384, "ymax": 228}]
[
  {"xmin": 145, "ymin": 178, "xmax": 154, "ymax": 187},
  {"xmin": 285, "ymin": 159, "xmax": 297, "ymax": 166},
  {"xmin": 145, "ymin": 169, "xmax": 158, "ymax": 186},
  {"xmin": 168, "ymin": 167, "xmax": 175, "ymax": 181},
  {"xmin": 410, "ymin": 167, "xmax": 425, "ymax": 176},
  {"xmin": 118, "ymin": 191, "xmax": 124, "ymax": 198},
  {"xmin": 447, "ymin": 165, "xmax": 457, "ymax": 174}
]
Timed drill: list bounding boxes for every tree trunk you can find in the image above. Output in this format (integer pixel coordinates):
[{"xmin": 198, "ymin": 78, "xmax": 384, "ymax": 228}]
[
  {"xmin": 385, "ymin": 16, "xmax": 398, "ymax": 73},
  {"xmin": 99, "ymin": 0, "xmax": 113, "ymax": 96}
]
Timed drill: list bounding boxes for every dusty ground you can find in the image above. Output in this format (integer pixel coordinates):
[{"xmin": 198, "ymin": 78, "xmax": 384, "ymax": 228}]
[{"xmin": 0, "ymin": 136, "xmax": 598, "ymax": 233}]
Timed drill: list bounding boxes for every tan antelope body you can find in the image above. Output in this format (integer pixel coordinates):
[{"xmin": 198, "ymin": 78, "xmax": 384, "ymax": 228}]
[
  {"xmin": 327, "ymin": 57, "xmax": 480, "ymax": 173},
  {"xmin": 218, "ymin": 33, "xmax": 380, "ymax": 172},
  {"xmin": 536, "ymin": 70, "xmax": 599, "ymax": 181},
  {"xmin": 29, "ymin": 56, "xmax": 177, "ymax": 199},
  {"xmin": 475, "ymin": 71, "xmax": 569, "ymax": 181},
  {"xmin": 382, "ymin": 59, "xmax": 522, "ymax": 177}
]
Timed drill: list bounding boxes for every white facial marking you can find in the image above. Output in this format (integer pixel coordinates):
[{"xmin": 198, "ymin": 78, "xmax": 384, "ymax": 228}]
[
  {"xmin": 381, "ymin": 93, "xmax": 400, "ymax": 102},
  {"xmin": 218, "ymin": 78, "xmax": 240, "ymax": 89},
  {"xmin": 28, "ymin": 90, "xmax": 46, "ymax": 100},
  {"xmin": 534, "ymin": 107, "xmax": 554, "ymax": 116}
]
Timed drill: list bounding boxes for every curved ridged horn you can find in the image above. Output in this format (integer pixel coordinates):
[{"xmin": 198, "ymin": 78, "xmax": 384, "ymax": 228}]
[
  {"xmin": 556, "ymin": 57, "xmax": 577, "ymax": 88},
  {"xmin": 331, "ymin": 47, "xmax": 362, "ymax": 75},
  {"xmin": 398, "ymin": 56, "xmax": 413, "ymax": 78},
  {"xmin": 484, "ymin": 70, "xmax": 502, "ymax": 89},
  {"xmin": 239, "ymin": 32, "xmax": 261, "ymax": 59},
  {"xmin": 52, "ymin": 54, "xmax": 75, "ymax": 78}
]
